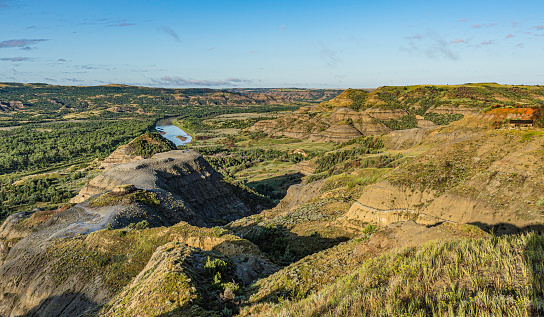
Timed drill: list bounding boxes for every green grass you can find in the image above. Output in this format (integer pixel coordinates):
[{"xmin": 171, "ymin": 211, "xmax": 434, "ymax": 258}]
[
  {"xmin": 386, "ymin": 136, "xmax": 505, "ymax": 195},
  {"xmin": 516, "ymin": 130, "xmax": 544, "ymax": 143},
  {"xmin": 242, "ymin": 232, "xmax": 544, "ymax": 316},
  {"xmin": 246, "ymin": 137, "xmax": 302, "ymax": 147},
  {"xmin": 320, "ymin": 169, "xmax": 389, "ymax": 192},
  {"xmin": 88, "ymin": 189, "xmax": 160, "ymax": 208},
  {"xmin": 44, "ymin": 222, "xmax": 257, "ymax": 295}
]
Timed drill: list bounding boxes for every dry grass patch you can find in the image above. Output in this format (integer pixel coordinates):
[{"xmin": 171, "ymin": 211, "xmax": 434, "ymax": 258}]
[{"xmin": 241, "ymin": 232, "xmax": 544, "ymax": 316}]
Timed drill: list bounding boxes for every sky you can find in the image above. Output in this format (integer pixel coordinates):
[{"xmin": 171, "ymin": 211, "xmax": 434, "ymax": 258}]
[{"xmin": 0, "ymin": 0, "xmax": 543, "ymax": 88}]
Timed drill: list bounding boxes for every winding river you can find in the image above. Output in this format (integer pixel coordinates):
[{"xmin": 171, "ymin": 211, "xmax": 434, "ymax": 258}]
[{"xmin": 155, "ymin": 118, "xmax": 192, "ymax": 146}]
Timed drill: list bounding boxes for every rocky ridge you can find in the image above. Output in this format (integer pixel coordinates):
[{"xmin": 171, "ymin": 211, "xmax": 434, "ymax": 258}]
[
  {"xmin": 71, "ymin": 149, "xmax": 251, "ymax": 227},
  {"xmin": 0, "ymin": 148, "xmax": 272, "ymax": 316}
]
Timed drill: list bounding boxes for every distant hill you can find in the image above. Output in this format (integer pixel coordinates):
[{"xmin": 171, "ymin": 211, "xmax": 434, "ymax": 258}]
[
  {"xmin": 225, "ymin": 88, "xmax": 345, "ymax": 103},
  {"xmin": 248, "ymin": 83, "xmax": 544, "ymax": 142},
  {"xmin": 0, "ymin": 83, "xmax": 318, "ymax": 126}
]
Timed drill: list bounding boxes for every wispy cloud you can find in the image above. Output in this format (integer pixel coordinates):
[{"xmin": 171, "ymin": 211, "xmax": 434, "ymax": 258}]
[
  {"xmin": 0, "ymin": 0, "xmax": 10, "ymax": 9},
  {"xmin": 320, "ymin": 46, "xmax": 340, "ymax": 68},
  {"xmin": 208, "ymin": 47, "xmax": 216, "ymax": 51},
  {"xmin": 62, "ymin": 78, "xmax": 84, "ymax": 83},
  {"xmin": 534, "ymin": 25, "xmax": 544, "ymax": 30},
  {"xmin": 458, "ymin": 18, "xmax": 469, "ymax": 22},
  {"xmin": 152, "ymin": 76, "xmax": 252, "ymax": 87},
  {"xmin": 481, "ymin": 40, "xmax": 493, "ymax": 45},
  {"xmin": 79, "ymin": 17, "xmax": 137, "ymax": 29},
  {"xmin": 75, "ymin": 64, "xmax": 114, "ymax": 71},
  {"xmin": 506, "ymin": 33, "xmax": 515, "ymax": 38},
  {"xmin": 0, "ymin": 39, "xmax": 48, "ymax": 50},
  {"xmin": 426, "ymin": 40, "xmax": 459, "ymax": 60},
  {"xmin": 0, "ymin": 57, "xmax": 33, "ymax": 62},
  {"xmin": 107, "ymin": 21, "xmax": 136, "ymax": 27},
  {"xmin": 160, "ymin": 26, "xmax": 180, "ymax": 42},
  {"xmin": 57, "ymin": 58, "xmax": 67, "ymax": 62},
  {"xmin": 516, "ymin": 43, "xmax": 525, "ymax": 48},
  {"xmin": 471, "ymin": 23, "xmax": 498, "ymax": 29},
  {"xmin": 511, "ymin": 20, "xmax": 520, "ymax": 28},
  {"xmin": 402, "ymin": 33, "xmax": 459, "ymax": 60}
]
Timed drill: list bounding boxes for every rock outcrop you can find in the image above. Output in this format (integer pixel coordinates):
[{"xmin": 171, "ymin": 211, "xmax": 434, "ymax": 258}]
[
  {"xmin": 0, "ymin": 100, "xmax": 24, "ymax": 112},
  {"xmin": 276, "ymin": 180, "xmax": 325, "ymax": 210},
  {"xmin": 70, "ymin": 149, "xmax": 251, "ymax": 228},
  {"xmin": 97, "ymin": 144, "xmax": 145, "ymax": 171},
  {"xmin": 100, "ymin": 241, "xmax": 277, "ymax": 316},
  {"xmin": 290, "ymin": 160, "xmax": 316, "ymax": 175},
  {"xmin": 248, "ymin": 105, "xmax": 394, "ymax": 143},
  {"xmin": 96, "ymin": 132, "xmax": 176, "ymax": 171},
  {"xmin": 318, "ymin": 124, "xmax": 362, "ymax": 142},
  {"xmin": 0, "ymin": 221, "xmax": 274, "ymax": 317}
]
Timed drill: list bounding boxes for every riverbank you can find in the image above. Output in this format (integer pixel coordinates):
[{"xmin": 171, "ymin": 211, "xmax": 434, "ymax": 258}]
[{"xmin": 155, "ymin": 117, "xmax": 192, "ymax": 146}]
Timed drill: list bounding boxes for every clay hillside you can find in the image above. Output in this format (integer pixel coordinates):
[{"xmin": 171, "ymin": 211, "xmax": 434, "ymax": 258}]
[
  {"xmin": 249, "ymin": 83, "xmax": 544, "ymax": 142},
  {"xmin": 0, "ymin": 83, "xmax": 544, "ymax": 316}
]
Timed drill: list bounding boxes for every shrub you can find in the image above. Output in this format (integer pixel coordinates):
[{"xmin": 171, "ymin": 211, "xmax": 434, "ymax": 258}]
[
  {"xmin": 127, "ymin": 220, "xmax": 150, "ymax": 230},
  {"xmin": 204, "ymin": 256, "xmax": 227, "ymax": 276},
  {"xmin": 537, "ymin": 197, "xmax": 544, "ymax": 208}
]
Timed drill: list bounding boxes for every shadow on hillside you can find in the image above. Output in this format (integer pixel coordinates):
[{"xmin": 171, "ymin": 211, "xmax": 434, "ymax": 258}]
[
  {"xmin": 237, "ymin": 223, "xmax": 348, "ymax": 266},
  {"xmin": 468, "ymin": 221, "xmax": 544, "ymax": 235},
  {"xmin": 246, "ymin": 172, "xmax": 303, "ymax": 202},
  {"xmin": 223, "ymin": 223, "xmax": 350, "ymax": 310},
  {"xmin": 21, "ymin": 292, "xmax": 99, "ymax": 317}
]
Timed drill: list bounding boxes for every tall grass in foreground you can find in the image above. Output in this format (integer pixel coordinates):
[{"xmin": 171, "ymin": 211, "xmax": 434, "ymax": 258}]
[{"xmin": 241, "ymin": 233, "xmax": 544, "ymax": 316}]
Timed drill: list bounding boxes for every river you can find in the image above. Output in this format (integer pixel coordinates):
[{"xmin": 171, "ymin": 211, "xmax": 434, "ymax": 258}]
[{"xmin": 155, "ymin": 118, "xmax": 192, "ymax": 146}]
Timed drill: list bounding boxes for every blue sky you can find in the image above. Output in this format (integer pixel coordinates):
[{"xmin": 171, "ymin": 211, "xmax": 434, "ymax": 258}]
[{"xmin": 0, "ymin": 0, "xmax": 543, "ymax": 88}]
